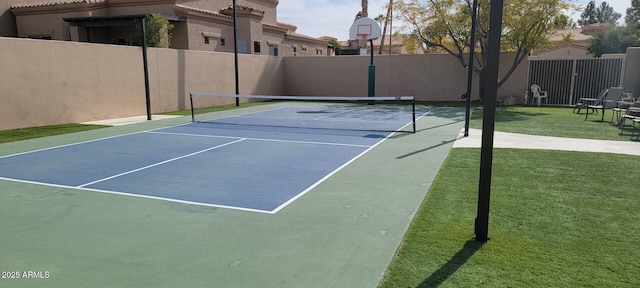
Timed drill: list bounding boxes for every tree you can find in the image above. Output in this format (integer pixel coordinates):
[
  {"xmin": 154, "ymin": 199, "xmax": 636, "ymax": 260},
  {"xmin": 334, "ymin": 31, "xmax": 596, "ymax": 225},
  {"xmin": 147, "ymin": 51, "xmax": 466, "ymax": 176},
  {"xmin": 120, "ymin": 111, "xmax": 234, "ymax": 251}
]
[
  {"xmin": 375, "ymin": 14, "xmax": 386, "ymax": 27},
  {"xmin": 578, "ymin": 1, "xmax": 621, "ymax": 26},
  {"xmin": 587, "ymin": 26, "xmax": 640, "ymax": 57},
  {"xmin": 578, "ymin": 1, "xmax": 598, "ymax": 26},
  {"xmin": 327, "ymin": 37, "xmax": 343, "ymax": 54},
  {"xmin": 596, "ymin": 1, "xmax": 622, "ymax": 24},
  {"xmin": 132, "ymin": 14, "xmax": 174, "ymax": 48},
  {"xmin": 395, "ymin": 0, "xmax": 572, "ymax": 100},
  {"xmin": 626, "ymin": 0, "xmax": 640, "ymax": 26},
  {"xmin": 553, "ymin": 14, "xmax": 575, "ymax": 29}
]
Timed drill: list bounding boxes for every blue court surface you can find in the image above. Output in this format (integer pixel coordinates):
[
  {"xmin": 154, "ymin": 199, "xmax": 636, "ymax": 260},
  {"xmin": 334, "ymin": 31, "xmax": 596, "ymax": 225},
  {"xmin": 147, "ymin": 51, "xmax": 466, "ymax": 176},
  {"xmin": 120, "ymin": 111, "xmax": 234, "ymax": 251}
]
[{"xmin": 0, "ymin": 106, "xmax": 429, "ymax": 213}]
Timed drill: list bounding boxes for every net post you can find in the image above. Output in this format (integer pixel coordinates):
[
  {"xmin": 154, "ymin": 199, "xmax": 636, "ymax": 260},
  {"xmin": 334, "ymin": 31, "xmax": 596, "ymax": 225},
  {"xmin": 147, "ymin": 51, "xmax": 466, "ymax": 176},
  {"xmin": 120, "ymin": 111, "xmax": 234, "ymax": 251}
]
[
  {"xmin": 190, "ymin": 93, "xmax": 195, "ymax": 122},
  {"xmin": 412, "ymin": 98, "xmax": 416, "ymax": 133}
]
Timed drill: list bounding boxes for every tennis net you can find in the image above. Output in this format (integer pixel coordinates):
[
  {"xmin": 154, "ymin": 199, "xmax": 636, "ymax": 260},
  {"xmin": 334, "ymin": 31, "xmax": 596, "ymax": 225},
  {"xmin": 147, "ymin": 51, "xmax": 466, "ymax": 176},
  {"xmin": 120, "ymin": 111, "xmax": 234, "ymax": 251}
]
[{"xmin": 189, "ymin": 93, "xmax": 421, "ymax": 133}]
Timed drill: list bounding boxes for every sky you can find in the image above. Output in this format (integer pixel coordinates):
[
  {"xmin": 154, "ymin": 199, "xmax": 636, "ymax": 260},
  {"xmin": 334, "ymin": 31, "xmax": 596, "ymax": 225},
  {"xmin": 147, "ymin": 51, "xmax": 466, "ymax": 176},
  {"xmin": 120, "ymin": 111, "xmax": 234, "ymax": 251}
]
[{"xmin": 276, "ymin": 0, "xmax": 634, "ymax": 41}]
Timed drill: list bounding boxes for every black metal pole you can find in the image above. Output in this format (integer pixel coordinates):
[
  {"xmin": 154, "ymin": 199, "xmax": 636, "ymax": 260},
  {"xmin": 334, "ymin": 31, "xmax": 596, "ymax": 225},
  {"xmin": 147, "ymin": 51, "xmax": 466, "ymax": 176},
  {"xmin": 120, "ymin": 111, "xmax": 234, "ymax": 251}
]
[
  {"xmin": 141, "ymin": 17, "xmax": 151, "ymax": 121},
  {"xmin": 475, "ymin": 0, "xmax": 504, "ymax": 242},
  {"xmin": 412, "ymin": 98, "xmax": 416, "ymax": 133},
  {"xmin": 190, "ymin": 93, "xmax": 195, "ymax": 122},
  {"xmin": 368, "ymin": 39, "xmax": 375, "ymax": 97},
  {"xmin": 233, "ymin": 0, "xmax": 240, "ymax": 106},
  {"xmin": 464, "ymin": 0, "xmax": 478, "ymax": 137}
]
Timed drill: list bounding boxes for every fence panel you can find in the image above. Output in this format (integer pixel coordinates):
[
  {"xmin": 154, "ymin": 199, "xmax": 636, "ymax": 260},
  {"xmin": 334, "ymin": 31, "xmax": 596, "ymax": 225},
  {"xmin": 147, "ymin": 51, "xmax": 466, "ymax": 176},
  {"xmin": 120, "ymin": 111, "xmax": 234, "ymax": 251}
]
[
  {"xmin": 528, "ymin": 60, "xmax": 573, "ymax": 105},
  {"xmin": 572, "ymin": 58, "xmax": 623, "ymax": 104},
  {"xmin": 528, "ymin": 58, "xmax": 623, "ymax": 106}
]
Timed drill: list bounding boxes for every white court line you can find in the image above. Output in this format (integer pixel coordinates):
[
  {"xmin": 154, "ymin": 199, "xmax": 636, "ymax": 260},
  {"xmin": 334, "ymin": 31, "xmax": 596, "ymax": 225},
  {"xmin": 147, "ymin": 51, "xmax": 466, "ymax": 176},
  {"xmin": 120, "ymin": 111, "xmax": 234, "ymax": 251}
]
[
  {"xmin": 0, "ymin": 105, "xmax": 303, "ymax": 159},
  {"xmin": 271, "ymin": 110, "xmax": 432, "ymax": 213},
  {"xmin": 1, "ymin": 107, "xmax": 433, "ymax": 214},
  {"xmin": 76, "ymin": 138, "xmax": 246, "ymax": 188},
  {"xmin": 0, "ymin": 176, "xmax": 273, "ymax": 214},
  {"xmin": 271, "ymin": 127, "xmax": 396, "ymax": 213},
  {"xmin": 232, "ymin": 107, "xmax": 292, "ymax": 118},
  {"xmin": 145, "ymin": 131, "xmax": 371, "ymax": 148},
  {"xmin": 0, "ymin": 130, "xmax": 146, "ymax": 160}
]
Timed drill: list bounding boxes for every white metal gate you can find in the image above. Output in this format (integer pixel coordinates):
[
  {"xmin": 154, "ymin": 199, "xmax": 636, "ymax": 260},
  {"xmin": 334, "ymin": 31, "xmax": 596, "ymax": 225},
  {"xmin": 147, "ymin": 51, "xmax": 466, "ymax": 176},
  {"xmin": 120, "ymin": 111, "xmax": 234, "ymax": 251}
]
[{"xmin": 528, "ymin": 58, "xmax": 624, "ymax": 105}]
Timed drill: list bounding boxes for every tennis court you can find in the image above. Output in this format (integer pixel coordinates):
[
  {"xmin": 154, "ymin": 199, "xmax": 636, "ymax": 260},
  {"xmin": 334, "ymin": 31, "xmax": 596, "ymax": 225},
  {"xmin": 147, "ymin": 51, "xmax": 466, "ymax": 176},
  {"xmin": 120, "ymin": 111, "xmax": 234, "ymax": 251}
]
[
  {"xmin": 0, "ymin": 97, "xmax": 425, "ymax": 213},
  {"xmin": 0, "ymin": 100, "xmax": 465, "ymax": 287}
]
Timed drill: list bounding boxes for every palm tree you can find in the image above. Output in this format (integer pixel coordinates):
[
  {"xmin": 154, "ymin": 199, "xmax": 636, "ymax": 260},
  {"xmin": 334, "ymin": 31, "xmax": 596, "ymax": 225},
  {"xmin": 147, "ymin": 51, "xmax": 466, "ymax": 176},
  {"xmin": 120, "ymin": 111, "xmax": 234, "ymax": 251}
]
[
  {"xmin": 361, "ymin": 0, "xmax": 368, "ymax": 17},
  {"xmin": 375, "ymin": 14, "xmax": 385, "ymax": 27}
]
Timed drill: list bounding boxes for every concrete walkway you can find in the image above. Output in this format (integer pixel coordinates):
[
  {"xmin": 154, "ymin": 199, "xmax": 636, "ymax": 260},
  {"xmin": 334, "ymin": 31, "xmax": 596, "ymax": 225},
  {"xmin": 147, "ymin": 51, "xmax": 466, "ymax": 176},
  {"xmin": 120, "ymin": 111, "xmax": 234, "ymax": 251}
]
[{"xmin": 453, "ymin": 128, "xmax": 640, "ymax": 156}]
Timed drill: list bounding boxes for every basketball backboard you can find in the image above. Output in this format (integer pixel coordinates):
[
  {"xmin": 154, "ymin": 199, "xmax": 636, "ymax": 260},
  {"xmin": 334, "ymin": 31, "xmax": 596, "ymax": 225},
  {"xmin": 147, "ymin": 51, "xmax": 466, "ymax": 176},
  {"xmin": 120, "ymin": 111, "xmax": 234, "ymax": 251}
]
[{"xmin": 349, "ymin": 17, "xmax": 381, "ymax": 40}]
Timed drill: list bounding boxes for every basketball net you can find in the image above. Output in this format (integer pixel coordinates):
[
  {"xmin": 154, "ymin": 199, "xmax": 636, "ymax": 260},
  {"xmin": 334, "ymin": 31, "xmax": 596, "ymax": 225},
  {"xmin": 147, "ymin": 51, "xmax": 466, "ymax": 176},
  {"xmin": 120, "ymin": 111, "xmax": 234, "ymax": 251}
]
[{"xmin": 357, "ymin": 35, "xmax": 368, "ymax": 49}]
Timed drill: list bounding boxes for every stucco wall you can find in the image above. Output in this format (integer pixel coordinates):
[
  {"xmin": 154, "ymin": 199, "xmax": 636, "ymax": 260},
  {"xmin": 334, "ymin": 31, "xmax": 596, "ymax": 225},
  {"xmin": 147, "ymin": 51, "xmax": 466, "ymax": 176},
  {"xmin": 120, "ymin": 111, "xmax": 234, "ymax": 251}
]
[
  {"xmin": 0, "ymin": 37, "xmax": 284, "ymax": 130},
  {"xmin": 283, "ymin": 53, "xmax": 529, "ymax": 102},
  {"xmin": 6, "ymin": 37, "xmax": 635, "ymax": 131},
  {"xmin": 623, "ymin": 47, "xmax": 640, "ymax": 98},
  {"xmin": 0, "ymin": 37, "xmax": 145, "ymax": 129}
]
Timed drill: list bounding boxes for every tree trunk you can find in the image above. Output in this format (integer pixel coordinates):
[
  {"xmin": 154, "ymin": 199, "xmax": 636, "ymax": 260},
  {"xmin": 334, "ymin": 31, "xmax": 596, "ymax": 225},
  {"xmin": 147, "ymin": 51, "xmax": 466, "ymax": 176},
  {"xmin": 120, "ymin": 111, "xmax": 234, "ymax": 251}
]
[{"xmin": 361, "ymin": 0, "xmax": 368, "ymax": 17}]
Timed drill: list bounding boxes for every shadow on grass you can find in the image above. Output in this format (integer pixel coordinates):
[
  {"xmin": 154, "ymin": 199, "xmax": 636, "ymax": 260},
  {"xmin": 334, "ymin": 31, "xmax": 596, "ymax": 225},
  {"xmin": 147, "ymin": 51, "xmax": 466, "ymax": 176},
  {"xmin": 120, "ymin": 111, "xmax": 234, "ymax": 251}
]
[
  {"xmin": 472, "ymin": 109, "xmax": 550, "ymax": 124},
  {"xmin": 416, "ymin": 240, "xmax": 485, "ymax": 288}
]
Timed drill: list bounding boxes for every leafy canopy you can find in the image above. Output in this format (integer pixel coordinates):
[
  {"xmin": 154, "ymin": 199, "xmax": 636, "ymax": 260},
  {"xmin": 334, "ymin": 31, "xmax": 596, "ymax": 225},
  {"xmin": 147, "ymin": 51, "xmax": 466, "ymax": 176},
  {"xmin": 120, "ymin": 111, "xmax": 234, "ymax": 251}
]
[
  {"xmin": 587, "ymin": 26, "xmax": 640, "ymax": 57},
  {"xmin": 132, "ymin": 13, "xmax": 174, "ymax": 48},
  {"xmin": 578, "ymin": 1, "xmax": 621, "ymax": 26},
  {"xmin": 626, "ymin": 0, "xmax": 640, "ymax": 26},
  {"xmin": 395, "ymin": 0, "xmax": 573, "ymax": 99}
]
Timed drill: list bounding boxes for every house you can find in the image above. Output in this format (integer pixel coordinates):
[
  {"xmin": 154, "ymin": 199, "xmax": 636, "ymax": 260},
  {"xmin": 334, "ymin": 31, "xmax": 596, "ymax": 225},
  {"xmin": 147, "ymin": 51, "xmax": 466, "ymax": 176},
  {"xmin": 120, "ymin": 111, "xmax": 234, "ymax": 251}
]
[
  {"xmin": 340, "ymin": 34, "xmax": 425, "ymax": 55},
  {"xmin": 8, "ymin": 0, "xmax": 331, "ymax": 56},
  {"xmin": 529, "ymin": 23, "xmax": 615, "ymax": 60}
]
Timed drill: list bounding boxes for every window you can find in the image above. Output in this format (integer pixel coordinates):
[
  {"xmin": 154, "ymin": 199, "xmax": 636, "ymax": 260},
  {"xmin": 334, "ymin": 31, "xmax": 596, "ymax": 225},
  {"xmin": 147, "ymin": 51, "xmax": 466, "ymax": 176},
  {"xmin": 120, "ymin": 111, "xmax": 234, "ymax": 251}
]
[
  {"xmin": 204, "ymin": 36, "xmax": 210, "ymax": 44},
  {"xmin": 293, "ymin": 47, "xmax": 297, "ymax": 56},
  {"xmin": 237, "ymin": 40, "xmax": 247, "ymax": 53},
  {"xmin": 220, "ymin": 38, "xmax": 225, "ymax": 46},
  {"xmin": 268, "ymin": 44, "xmax": 278, "ymax": 56},
  {"xmin": 254, "ymin": 41, "xmax": 261, "ymax": 54}
]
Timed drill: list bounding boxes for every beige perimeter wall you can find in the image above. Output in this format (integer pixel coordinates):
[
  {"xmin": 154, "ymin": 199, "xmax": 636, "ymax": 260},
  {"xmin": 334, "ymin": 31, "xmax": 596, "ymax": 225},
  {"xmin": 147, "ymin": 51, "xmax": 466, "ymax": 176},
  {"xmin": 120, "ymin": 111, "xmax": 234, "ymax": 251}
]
[
  {"xmin": 1, "ymin": 36, "xmax": 532, "ymax": 130},
  {"xmin": 284, "ymin": 53, "xmax": 529, "ymax": 101}
]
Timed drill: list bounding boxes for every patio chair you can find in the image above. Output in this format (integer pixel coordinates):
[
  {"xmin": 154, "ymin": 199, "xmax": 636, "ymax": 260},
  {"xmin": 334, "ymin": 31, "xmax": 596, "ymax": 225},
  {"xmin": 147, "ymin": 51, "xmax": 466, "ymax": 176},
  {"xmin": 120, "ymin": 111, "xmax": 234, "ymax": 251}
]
[
  {"xmin": 620, "ymin": 106, "xmax": 640, "ymax": 136},
  {"xmin": 632, "ymin": 118, "xmax": 640, "ymax": 141},
  {"xmin": 612, "ymin": 92, "xmax": 635, "ymax": 123},
  {"xmin": 584, "ymin": 87, "xmax": 623, "ymax": 121},
  {"xmin": 530, "ymin": 84, "xmax": 547, "ymax": 106},
  {"xmin": 574, "ymin": 88, "xmax": 608, "ymax": 114}
]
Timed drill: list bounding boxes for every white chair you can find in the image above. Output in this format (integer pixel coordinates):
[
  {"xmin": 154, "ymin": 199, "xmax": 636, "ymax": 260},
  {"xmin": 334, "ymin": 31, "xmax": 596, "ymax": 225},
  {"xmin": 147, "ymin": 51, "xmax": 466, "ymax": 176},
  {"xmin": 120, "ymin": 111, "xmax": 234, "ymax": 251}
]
[{"xmin": 530, "ymin": 84, "xmax": 548, "ymax": 106}]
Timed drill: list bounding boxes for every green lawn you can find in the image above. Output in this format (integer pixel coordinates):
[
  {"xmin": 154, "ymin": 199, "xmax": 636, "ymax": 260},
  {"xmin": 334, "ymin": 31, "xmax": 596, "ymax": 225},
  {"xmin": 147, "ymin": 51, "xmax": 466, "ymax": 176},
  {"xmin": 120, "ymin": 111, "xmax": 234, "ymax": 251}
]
[
  {"xmin": 0, "ymin": 123, "xmax": 108, "ymax": 144},
  {"xmin": 379, "ymin": 149, "xmax": 640, "ymax": 287},
  {"xmin": 379, "ymin": 106, "xmax": 640, "ymax": 287},
  {"xmin": 469, "ymin": 105, "xmax": 636, "ymax": 141},
  {"xmin": 1, "ymin": 105, "xmax": 638, "ymax": 287},
  {"xmin": 0, "ymin": 102, "xmax": 266, "ymax": 143}
]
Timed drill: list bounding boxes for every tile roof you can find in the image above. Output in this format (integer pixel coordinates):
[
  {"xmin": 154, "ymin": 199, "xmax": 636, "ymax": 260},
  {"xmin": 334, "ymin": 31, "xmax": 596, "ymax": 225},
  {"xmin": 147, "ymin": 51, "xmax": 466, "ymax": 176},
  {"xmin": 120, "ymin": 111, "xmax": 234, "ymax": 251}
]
[{"xmin": 11, "ymin": 0, "xmax": 106, "ymax": 9}]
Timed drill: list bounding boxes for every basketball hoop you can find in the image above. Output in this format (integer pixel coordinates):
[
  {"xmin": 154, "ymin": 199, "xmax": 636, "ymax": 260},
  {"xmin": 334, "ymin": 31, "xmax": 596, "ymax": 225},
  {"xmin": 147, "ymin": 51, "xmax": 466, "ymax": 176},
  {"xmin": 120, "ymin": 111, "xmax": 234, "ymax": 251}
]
[
  {"xmin": 357, "ymin": 37, "xmax": 367, "ymax": 49},
  {"xmin": 348, "ymin": 17, "xmax": 382, "ymax": 97},
  {"xmin": 349, "ymin": 17, "xmax": 381, "ymax": 43}
]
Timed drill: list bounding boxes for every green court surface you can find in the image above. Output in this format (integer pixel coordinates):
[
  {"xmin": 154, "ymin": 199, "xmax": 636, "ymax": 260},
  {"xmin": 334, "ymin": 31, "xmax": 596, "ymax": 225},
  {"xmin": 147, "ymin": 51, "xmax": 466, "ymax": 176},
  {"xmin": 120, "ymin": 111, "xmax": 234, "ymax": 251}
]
[{"xmin": 0, "ymin": 106, "xmax": 465, "ymax": 287}]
